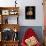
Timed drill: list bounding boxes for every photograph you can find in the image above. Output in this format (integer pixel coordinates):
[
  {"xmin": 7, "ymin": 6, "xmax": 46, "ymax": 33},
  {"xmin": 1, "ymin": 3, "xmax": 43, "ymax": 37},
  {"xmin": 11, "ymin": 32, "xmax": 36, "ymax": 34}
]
[{"xmin": 25, "ymin": 6, "xmax": 35, "ymax": 19}]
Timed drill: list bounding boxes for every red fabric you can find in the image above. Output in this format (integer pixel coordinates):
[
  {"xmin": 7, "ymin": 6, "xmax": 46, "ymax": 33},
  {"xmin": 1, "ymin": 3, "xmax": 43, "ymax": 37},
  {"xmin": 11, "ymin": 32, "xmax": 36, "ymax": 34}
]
[{"xmin": 21, "ymin": 28, "xmax": 41, "ymax": 46}]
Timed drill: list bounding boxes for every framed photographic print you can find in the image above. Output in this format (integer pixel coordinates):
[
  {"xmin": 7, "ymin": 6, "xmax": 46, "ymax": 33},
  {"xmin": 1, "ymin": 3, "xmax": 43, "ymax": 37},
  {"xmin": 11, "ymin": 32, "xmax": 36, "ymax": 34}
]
[
  {"xmin": 2, "ymin": 10, "xmax": 9, "ymax": 15},
  {"xmin": 9, "ymin": 9, "xmax": 18, "ymax": 15},
  {"xmin": 25, "ymin": 6, "xmax": 35, "ymax": 19}
]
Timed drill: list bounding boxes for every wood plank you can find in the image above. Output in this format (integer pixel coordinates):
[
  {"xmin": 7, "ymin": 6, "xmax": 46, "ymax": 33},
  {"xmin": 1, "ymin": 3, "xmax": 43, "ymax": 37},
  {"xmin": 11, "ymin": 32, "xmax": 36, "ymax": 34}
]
[{"xmin": 0, "ymin": 24, "xmax": 20, "ymax": 32}]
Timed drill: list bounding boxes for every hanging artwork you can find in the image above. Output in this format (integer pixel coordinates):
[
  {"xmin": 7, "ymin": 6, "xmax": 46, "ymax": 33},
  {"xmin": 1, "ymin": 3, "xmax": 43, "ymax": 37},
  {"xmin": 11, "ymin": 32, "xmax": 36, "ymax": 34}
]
[{"xmin": 25, "ymin": 6, "xmax": 35, "ymax": 19}]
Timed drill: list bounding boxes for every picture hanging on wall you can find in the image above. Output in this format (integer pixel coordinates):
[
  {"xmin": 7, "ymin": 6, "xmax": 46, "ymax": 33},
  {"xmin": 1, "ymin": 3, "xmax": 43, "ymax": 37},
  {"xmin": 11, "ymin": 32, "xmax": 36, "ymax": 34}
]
[{"xmin": 25, "ymin": 6, "xmax": 35, "ymax": 19}]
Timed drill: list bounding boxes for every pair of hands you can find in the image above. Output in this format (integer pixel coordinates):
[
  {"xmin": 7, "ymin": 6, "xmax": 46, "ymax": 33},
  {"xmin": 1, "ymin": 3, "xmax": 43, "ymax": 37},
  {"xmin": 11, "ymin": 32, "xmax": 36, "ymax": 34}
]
[{"xmin": 25, "ymin": 36, "xmax": 38, "ymax": 46}]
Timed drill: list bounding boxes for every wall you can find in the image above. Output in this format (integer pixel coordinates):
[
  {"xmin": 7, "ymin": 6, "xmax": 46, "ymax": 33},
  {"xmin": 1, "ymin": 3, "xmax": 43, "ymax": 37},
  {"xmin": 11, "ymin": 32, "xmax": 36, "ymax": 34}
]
[
  {"xmin": 0, "ymin": 0, "xmax": 43, "ymax": 26},
  {"xmin": 18, "ymin": 26, "xmax": 43, "ymax": 44},
  {"xmin": 18, "ymin": 0, "xmax": 43, "ymax": 26}
]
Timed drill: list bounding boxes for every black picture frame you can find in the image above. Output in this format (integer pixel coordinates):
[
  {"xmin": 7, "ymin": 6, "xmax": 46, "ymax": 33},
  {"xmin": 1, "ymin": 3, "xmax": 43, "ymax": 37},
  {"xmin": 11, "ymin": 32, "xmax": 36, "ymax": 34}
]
[{"xmin": 25, "ymin": 6, "xmax": 35, "ymax": 19}]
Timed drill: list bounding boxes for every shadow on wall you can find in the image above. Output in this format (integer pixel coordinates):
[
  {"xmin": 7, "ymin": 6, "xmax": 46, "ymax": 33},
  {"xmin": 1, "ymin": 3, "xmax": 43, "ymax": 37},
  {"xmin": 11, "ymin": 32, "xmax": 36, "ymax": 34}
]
[{"xmin": 18, "ymin": 26, "xmax": 43, "ymax": 44}]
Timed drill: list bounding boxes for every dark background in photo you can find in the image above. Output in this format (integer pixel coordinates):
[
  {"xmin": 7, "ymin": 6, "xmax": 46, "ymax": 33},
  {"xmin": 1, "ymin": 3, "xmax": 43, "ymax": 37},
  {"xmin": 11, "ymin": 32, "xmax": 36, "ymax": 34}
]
[{"xmin": 25, "ymin": 6, "xmax": 35, "ymax": 19}]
